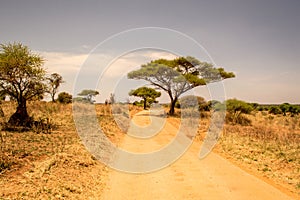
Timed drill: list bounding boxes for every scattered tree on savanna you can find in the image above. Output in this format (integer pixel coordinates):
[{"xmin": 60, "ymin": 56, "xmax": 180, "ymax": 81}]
[
  {"xmin": 77, "ymin": 89, "xmax": 99, "ymax": 103},
  {"xmin": 128, "ymin": 56, "xmax": 235, "ymax": 115},
  {"xmin": 47, "ymin": 73, "xmax": 64, "ymax": 102},
  {"xmin": 129, "ymin": 87, "xmax": 161, "ymax": 109},
  {"xmin": 226, "ymin": 99, "xmax": 253, "ymax": 125},
  {"xmin": 57, "ymin": 92, "xmax": 72, "ymax": 104},
  {"xmin": 0, "ymin": 43, "xmax": 47, "ymax": 126}
]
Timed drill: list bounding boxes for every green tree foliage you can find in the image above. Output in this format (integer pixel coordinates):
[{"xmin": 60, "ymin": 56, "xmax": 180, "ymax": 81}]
[
  {"xmin": 288, "ymin": 105, "xmax": 300, "ymax": 116},
  {"xmin": 57, "ymin": 92, "xmax": 72, "ymax": 104},
  {"xmin": 257, "ymin": 106, "xmax": 268, "ymax": 111},
  {"xmin": 0, "ymin": 43, "xmax": 47, "ymax": 126},
  {"xmin": 278, "ymin": 103, "xmax": 300, "ymax": 116},
  {"xmin": 175, "ymin": 95, "xmax": 207, "ymax": 110},
  {"xmin": 77, "ymin": 89, "xmax": 99, "ymax": 103},
  {"xmin": 268, "ymin": 103, "xmax": 300, "ymax": 116},
  {"xmin": 250, "ymin": 103, "xmax": 259, "ymax": 110},
  {"xmin": 128, "ymin": 56, "xmax": 235, "ymax": 115},
  {"xmin": 47, "ymin": 73, "xmax": 64, "ymax": 102},
  {"xmin": 226, "ymin": 99, "xmax": 253, "ymax": 125},
  {"xmin": 269, "ymin": 106, "xmax": 282, "ymax": 115},
  {"xmin": 129, "ymin": 87, "xmax": 161, "ymax": 109},
  {"xmin": 280, "ymin": 103, "xmax": 290, "ymax": 116},
  {"xmin": 226, "ymin": 99, "xmax": 253, "ymax": 114}
]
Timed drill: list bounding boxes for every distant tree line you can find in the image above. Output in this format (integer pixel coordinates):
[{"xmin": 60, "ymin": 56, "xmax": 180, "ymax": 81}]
[
  {"xmin": 174, "ymin": 97, "xmax": 300, "ymax": 126},
  {"xmin": 259, "ymin": 103, "xmax": 300, "ymax": 116}
]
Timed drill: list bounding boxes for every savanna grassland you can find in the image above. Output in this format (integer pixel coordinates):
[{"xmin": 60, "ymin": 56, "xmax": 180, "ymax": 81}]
[
  {"xmin": 219, "ymin": 111, "xmax": 300, "ymax": 197},
  {"xmin": 161, "ymin": 107, "xmax": 300, "ymax": 198},
  {"xmin": 0, "ymin": 101, "xmax": 142, "ymax": 199},
  {"xmin": 0, "ymin": 102, "xmax": 299, "ymax": 199}
]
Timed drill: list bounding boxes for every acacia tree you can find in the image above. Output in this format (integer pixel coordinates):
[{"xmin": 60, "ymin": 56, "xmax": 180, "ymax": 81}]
[
  {"xmin": 129, "ymin": 87, "xmax": 161, "ymax": 109},
  {"xmin": 0, "ymin": 43, "xmax": 47, "ymax": 126},
  {"xmin": 78, "ymin": 89, "xmax": 99, "ymax": 103},
  {"xmin": 47, "ymin": 73, "xmax": 64, "ymax": 102},
  {"xmin": 128, "ymin": 56, "xmax": 235, "ymax": 115}
]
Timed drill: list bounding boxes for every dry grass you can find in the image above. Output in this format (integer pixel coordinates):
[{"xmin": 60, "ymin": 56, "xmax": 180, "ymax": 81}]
[
  {"xmin": 166, "ymin": 110, "xmax": 300, "ymax": 196},
  {"xmin": 0, "ymin": 102, "xmax": 141, "ymax": 199},
  {"xmin": 217, "ymin": 111, "xmax": 300, "ymax": 196},
  {"xmin": 0, "ymin": 102, "xmax": 299, "ymax": 198}
]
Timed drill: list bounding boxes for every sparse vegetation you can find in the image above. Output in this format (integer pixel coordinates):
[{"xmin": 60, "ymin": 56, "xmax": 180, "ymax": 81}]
[
  {"xmin": 0, "ymin": 99, "xmax": 299, "ymax": 198},
  {"xmin": 217, "ymin": 109, "xmax": 300, "ymax": 195},
  {"xmin": 0, "ymin": 101, "xmax": 143, "ymax": 199}
]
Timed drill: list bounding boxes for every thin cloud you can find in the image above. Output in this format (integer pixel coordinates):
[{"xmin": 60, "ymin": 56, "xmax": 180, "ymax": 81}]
[
  {"xmin": 39, "ymin": 51, "xmax": 88, "ymax": 73},
  {"xmin": 102, "ymin": 50, "xmax": 177, "ymax": 78}
]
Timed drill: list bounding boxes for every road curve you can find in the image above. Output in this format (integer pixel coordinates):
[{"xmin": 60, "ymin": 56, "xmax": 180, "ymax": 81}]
[{"xmin": 101, "ymin": 110, "xmax": 293, "ymax": 200}]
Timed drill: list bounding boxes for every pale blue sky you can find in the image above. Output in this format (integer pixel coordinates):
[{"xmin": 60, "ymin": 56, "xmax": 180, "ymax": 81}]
[{"xmin": 0, "ymin": 0, "xmax": 299, "ymax": 103}]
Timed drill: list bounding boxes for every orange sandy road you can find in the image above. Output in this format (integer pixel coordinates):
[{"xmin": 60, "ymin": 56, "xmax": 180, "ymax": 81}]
[{"xmin": 100, "ymin": 110, "xmax": 293, "ymax": 200}]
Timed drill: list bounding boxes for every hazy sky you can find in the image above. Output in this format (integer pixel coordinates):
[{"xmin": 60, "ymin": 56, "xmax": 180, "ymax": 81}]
[{"xmin": 0, "ymin": 0, "xmax": 299, "ymax": 104}]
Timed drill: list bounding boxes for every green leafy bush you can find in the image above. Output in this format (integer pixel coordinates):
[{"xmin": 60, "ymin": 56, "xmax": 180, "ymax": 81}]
[
  {"xmin": 57, "ymin": 92, "xmax": 72, "ymax": 104},
  {"xmin": 225, "ymin": 99, "xmax": 253, "ymax": 125}
]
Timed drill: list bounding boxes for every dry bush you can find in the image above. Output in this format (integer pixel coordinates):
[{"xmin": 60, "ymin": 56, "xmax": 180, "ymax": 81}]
[
  {"xmin": 0, "ymin": 101, "xmax": 121, "ymax": 199},
  {"xmin": 0, "ymin": 101, "xmax": 76, "ymax": 174},
  {"xmin": 226, "ymin": 112, "xmax": 252, "ymax": 126}
]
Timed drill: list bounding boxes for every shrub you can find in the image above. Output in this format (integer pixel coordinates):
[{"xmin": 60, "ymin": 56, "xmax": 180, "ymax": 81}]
[
  {"xmin": 226, "ymin": 113, "xmax": 251, "ymax": 126},
  {"xmin": 225, "ymin": 99, "xmax": 253, "ymax": 125},
  {"xmin": 269, "ymin": 106, "xmax": 282, "ymax": 115},
  {"xmin": 57, "ymin": 92, "xmax": 72, "ymax": 104},
  {"xmin": 288, "ymin": 105, "xmax": 300, "ymax": 116}
]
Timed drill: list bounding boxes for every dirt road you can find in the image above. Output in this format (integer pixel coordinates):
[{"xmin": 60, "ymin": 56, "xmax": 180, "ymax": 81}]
[{"xmin": 101, "ymin": 110, "xmax": 293, "ymax": 200}]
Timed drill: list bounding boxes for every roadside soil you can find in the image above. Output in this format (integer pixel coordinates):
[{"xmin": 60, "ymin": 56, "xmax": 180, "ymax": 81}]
[{"xmin": 101, "ymin": 110, "xmax": 294, "ymax": 200}]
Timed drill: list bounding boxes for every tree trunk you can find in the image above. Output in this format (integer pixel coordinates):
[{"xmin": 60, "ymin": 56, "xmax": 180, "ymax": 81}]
[
  {"xmin": 143, "ymin": 98, "xmax": 147, "ymax": 110},
  {"xmin": 51, "ymin": 93, "xmax": 55, "ymax": 102},
  {"xmin": 0, "ymin": 106, "xmax": 4, "ymax": 118},
  {"xmin": 169, "ymin": 97, "xmax": 177, "ymax": 115},
  {"xmin": 8, "ymin": 100, "xmax": 31, "ymax": 127}
]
